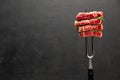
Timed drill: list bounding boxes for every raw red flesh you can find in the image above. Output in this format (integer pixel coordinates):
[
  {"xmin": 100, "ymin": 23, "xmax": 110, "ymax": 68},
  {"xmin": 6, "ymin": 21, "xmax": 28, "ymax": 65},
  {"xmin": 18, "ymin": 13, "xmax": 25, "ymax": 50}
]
[
  {"xmin": 74, "ymin": 19, "xmax": 102, "ymax": 27},
  {"xmin": 76, "ymin": 11, "xmax": 103, "ymax": 20},
  {"xmin": 94, "ymin": 31, "xmax": 103, "ymax": 37},
  {"xmin": 80, "ymin": 31, "xmax": 102, "ymax": 37},
  {"xmin": 78, "ymin": 25, "xmax": 103, "ymax": 32}
]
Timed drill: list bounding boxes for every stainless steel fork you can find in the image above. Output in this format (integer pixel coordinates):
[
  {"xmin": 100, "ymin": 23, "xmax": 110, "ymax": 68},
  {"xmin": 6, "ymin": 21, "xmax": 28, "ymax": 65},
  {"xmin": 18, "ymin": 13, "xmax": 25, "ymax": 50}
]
[{"xmin": 85, "ymin": 37, "xmax": 95, "ymax": 80}]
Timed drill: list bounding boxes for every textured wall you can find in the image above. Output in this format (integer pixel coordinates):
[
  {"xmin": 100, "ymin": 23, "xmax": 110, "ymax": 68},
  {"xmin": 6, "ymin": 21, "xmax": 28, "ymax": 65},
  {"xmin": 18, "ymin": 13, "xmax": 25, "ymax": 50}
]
[{"xmin": 0, "ymin": 0, "xmax": 120, "ymax": 80}]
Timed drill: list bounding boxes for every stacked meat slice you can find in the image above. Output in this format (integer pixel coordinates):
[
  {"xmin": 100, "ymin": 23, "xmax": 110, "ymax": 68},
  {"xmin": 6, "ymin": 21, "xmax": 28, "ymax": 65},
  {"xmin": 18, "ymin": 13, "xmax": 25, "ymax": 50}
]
[{"xmin": 74, "ymin": 11, "xmax": 104, "ymax": 37}]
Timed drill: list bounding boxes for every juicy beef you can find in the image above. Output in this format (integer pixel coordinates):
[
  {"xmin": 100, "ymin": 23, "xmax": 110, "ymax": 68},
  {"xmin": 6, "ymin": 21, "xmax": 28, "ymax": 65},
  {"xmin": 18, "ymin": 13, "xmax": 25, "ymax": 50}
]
[
  {"xmin": 74, "ymin": 19, "xmax": 102, "ymax": 27},
  {"xmin": 76, "ymin": 11, "xmax": 103, "ymax": 20},
  {"xmin": 80, "ymin": 31, "xmax": 102, "ymax": 37},
  {"xmin": 78, "ymin": 25, "xmax": 103, "ymax": 32}
]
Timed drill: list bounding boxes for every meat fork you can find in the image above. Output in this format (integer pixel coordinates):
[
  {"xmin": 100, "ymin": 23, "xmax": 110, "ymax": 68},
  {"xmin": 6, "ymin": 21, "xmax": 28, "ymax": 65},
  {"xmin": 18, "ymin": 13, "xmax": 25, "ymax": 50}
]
[{"xmin": 85, "ymin": 37, "xmax": 95, "ymax": 80}]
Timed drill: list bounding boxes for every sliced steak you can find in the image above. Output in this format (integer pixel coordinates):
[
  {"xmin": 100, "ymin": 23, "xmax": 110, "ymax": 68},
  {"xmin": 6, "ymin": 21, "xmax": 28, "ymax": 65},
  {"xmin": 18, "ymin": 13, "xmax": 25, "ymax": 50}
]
[
  {"xmin": 76, "ymin": 11, "xmax": 103, "ymax": 20},
  {"xmin": 80, "ymin": 31, "xmax": 102, "ymax": 37},
  {"xmin": 74, "ymin": 19, "xmax": 102, "ymax": 27},
  {"xmin": 78, "ymin": 25, "xmax": 103, "ymax": 32}
]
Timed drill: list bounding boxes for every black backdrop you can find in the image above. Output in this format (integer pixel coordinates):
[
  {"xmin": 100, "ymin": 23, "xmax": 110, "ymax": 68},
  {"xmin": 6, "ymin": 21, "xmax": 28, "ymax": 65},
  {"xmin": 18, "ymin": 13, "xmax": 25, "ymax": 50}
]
[{"xmin": 0, "ymin": 0, "xmax": 120, "ymax": 80}]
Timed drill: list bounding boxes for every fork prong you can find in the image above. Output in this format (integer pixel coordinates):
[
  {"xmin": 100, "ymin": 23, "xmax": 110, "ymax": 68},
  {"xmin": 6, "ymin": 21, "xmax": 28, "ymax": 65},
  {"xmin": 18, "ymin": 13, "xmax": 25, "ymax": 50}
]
[
  {"xmin": 85, "ymin": 37, "xmax": 95, "ymax": 58},
  {"xmin": 85, "ymin": 37, "xmax": 88, "ymax": 57},
  {"xmin": 91, "ymin": 37, "xmax": 94, "ymax": 56}
]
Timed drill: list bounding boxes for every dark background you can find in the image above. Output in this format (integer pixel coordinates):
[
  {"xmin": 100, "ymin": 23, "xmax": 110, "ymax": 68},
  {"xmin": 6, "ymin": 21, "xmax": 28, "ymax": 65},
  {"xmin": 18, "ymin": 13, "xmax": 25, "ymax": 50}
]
[{"xmin": 0, "ymin": 0, "xmax": 120, "ymax": 80}]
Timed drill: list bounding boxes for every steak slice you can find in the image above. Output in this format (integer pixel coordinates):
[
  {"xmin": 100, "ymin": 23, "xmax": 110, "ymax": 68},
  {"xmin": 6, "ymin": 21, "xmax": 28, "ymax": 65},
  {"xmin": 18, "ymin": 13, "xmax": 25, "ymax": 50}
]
[
  {"xmin": 80, "ymin": 31, "xmax": 102, "ymax": 37},
  {"xmin": 74, "ymin": 18, "xmax": 102, "ymax": 27},
  {"xmin": 76, "ymin": 11, "xmax": 103, "ymax": 20},
  {"xmin": 78, "ymin": 25, "xmax": 103, "ymax": 32}
]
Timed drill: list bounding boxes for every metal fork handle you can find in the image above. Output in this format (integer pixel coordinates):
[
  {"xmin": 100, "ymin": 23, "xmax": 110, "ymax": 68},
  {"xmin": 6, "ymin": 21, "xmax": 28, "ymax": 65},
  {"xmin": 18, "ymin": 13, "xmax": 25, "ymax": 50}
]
[
  {"xmin": 88, "ymin": 68, "xmax": 94, "ymax": 80},
  {"xmin": 88, "ymin": 58, "xmax": 94, "ymax": 80}
]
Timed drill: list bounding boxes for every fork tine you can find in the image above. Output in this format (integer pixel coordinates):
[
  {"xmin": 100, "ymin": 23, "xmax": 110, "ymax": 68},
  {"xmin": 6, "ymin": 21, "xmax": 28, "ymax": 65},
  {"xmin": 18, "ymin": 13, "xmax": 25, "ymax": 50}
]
[
  {"xmin": 85, "ymin": 37, "xmax": 88, "ymax": 57},
  {"xmin": 91, "ymin": 37, "xmax": 94, "ymax": 57},
  {"xmin": 85, "ymin": 37, "xmax": 95, "ymax": 58}
]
